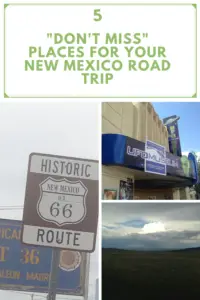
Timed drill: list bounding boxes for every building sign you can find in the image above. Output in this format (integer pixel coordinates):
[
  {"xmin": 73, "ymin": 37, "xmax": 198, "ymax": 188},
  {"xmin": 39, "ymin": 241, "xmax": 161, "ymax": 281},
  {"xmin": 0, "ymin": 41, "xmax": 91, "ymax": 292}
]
[
  {"xmin": 102, "ymin": 134, "xmax": 198, "ymax": 182},
  {"xmin": 125, "ymin": 137, "xmax": 192, "ymax": 178},
  {"xmin": 188, "ymin": 152, "xmax": 199, "ymax": 184},
  {"xmin": 163, "ymin": 115, "xmax": 182, "ymax": 157},
  {"xmin": 145, "ymin": 140, "xmax": 166, "ymax": 176},
  {"xmin": 22, "ymin": 153, "xmax": 98, "ymax": 253},
  {"xmin": 0, "ymin": 219, "xmax": 86, "ymax": 295}
]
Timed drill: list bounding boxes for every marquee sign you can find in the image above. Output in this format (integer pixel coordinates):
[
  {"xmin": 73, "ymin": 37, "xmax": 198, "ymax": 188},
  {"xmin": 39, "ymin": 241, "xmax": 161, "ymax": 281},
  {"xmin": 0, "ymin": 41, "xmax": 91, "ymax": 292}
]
[{"xmin": 102, "ymin": 134, "xmax": 198, "ymax": 184}]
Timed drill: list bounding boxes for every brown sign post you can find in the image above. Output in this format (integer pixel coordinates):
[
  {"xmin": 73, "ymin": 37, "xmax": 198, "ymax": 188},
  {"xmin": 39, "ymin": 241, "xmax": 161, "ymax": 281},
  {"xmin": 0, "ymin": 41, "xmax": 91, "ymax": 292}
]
[{"xmin": 21, "ymin": 153, "xmax": 99, "ymax": 253}]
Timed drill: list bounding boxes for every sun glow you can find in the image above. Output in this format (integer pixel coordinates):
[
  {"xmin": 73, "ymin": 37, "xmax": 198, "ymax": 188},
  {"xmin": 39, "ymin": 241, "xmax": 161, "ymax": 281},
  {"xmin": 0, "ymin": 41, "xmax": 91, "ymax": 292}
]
[{"xmin": 140, "ymin": 222, "xmax": 166, "ymax": 234}]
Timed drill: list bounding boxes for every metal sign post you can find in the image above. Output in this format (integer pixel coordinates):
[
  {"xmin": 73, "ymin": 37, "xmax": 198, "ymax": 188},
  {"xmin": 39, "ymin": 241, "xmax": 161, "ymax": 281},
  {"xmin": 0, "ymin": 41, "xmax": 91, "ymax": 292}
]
[
  {"xmin": 95, "ymin": 278, "xmax": 99, "ymax": 300},
  {"xmin": 47, "ymin": 248, "xmax": 60, "ymax": 300},
  {"xmin": 84, "ymin": 253, "xmax": 90, "ymax": 300}
]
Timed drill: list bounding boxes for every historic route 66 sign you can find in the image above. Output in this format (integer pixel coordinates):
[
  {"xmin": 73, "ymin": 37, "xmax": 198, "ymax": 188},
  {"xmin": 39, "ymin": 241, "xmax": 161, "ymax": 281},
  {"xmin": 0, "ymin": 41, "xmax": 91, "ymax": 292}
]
[
  {"xmin": 37, "ymin": 177, "xmax": 88, "ymax": 226},
  {"xmin": 21, "ymin": 153, "xmax": 98, "ymax": 253}
]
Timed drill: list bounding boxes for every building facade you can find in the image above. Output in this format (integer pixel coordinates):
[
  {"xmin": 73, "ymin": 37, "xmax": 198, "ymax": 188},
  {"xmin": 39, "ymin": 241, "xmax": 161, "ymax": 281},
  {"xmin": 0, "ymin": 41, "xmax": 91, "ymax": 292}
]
[{"xmin": 102, "ymin": 102, "xmax": 198, "ymax": 200}]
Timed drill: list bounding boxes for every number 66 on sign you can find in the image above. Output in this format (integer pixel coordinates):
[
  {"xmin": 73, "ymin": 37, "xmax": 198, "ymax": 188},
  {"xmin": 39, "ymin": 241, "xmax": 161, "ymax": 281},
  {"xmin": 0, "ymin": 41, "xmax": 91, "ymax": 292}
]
[
  {"xmin": 37, "ymin": 177, "xmax": 88, "ymax": 226},
  {"xmin": 21, "ymin": 153, "xmax": 98, "ymax": 253}
]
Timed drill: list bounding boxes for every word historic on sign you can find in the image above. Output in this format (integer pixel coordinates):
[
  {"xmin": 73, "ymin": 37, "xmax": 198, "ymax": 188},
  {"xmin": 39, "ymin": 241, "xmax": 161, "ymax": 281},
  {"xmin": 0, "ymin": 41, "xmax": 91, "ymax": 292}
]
[
  {"xmin": 40, "ymin": 159, "xmax": 91, "ymax": 177},
  {"xmin": 29, "ymin": 154, "xmax": 98, "ymax": 181}
]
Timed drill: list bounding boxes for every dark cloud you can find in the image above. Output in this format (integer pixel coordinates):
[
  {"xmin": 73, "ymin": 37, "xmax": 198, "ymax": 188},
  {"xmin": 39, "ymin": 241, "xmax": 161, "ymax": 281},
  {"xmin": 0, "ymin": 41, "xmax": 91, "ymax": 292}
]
[
  {"xmin": 118, "ymin": 219, "xmax": 148, "ymax": 228},
  {"xmin": 103, "ymin": 225, "xmax": 121, "ymax": 230},
  {"xmin": 102, "ymin": 230, "xmax": 200, "ymax": 250},
  {"xmin": 103, "ymin": 203, "xmax": 200, "ymax": 222},
  {"xmin": 103, "ymin": 203, "xmax": 200, "ymax": 250}
]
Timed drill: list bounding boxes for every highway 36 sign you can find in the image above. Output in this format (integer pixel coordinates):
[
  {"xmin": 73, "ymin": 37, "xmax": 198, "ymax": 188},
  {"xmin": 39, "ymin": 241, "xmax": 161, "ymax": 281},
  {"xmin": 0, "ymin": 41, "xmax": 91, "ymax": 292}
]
[{"xmin": 22, "ymin": 153, "xmax": 98, "ymax": 253}]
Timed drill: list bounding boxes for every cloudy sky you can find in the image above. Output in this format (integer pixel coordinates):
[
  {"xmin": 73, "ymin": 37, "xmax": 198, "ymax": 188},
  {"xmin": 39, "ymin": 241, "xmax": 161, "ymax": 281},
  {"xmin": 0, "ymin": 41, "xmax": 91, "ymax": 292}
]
[
  {"xmin": 102, "ymin": 203, "xmax": 200, "ymax": 251},
  {"xmin": 0, "ymin": 102, "xmax": 99, "ymax": 300}
]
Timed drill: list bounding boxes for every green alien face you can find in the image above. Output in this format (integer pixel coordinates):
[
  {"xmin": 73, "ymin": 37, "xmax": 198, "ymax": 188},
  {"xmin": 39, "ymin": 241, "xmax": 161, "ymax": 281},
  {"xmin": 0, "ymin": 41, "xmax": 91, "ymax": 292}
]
[
  {"xmin": 169, "ymin": 125, "xmax": 176, "ymax": 137},
  {"xmin": 181, "ymin": 155, "xmax": 190, "ymax": 177}
]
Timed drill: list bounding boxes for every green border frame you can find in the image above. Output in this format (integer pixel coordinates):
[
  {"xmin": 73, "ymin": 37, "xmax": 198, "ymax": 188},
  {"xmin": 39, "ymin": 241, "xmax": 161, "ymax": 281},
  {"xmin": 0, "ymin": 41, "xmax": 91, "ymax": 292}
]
[{"xmin": 4, "ymin": 3, "xmax": 197, "ymax": 98}]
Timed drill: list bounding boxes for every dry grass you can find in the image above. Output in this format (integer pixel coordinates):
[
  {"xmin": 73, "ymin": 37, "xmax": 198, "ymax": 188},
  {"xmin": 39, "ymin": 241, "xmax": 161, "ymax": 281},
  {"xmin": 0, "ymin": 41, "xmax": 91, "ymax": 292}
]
[{"xmin": 102, "ymin": 248, "xmax": 200, "ymax": 300}]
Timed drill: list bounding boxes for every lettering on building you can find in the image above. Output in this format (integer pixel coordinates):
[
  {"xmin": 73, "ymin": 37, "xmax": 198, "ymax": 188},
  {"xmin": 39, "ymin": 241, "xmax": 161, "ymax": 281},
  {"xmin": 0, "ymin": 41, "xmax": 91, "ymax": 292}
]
[{"xmin": 127, "ymin": 146, "xmax": 179, "ymax": 168}]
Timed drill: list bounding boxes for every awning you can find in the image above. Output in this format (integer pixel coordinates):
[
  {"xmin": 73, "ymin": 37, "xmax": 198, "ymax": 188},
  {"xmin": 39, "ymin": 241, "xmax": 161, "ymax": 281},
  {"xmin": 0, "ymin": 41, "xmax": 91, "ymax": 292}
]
[{"xmin": 102, "ymin": 134, "xmax": 199, "ymax": 188}]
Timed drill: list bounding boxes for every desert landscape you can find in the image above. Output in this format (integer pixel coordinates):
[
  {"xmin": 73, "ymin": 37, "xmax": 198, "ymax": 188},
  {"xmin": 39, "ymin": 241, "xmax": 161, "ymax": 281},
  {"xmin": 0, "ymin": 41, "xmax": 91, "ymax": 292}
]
[{"xmin": 102, "ymin": 203, "xmax": 200, "ymax": 299}]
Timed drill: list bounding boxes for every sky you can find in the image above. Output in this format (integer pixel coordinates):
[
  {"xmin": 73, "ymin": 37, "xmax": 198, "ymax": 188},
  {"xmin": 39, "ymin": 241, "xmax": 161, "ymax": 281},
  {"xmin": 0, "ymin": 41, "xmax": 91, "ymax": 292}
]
[
  {"xmin": 0, "ymin": 102, "xmax": 99, "ymax": 300},
  {"xmin": 102, "ymin": 203, "xmax": 200, "ymax": 251},
  {"xmin": 153, "ymin": 102, "xmax": 200, "ymax": 154}
]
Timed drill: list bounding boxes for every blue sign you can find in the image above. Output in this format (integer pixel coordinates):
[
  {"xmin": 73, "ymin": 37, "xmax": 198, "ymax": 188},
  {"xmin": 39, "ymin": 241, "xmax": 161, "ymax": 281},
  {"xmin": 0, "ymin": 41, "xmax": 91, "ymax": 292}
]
[
  {"xmin": 188, "ymin": 152, "xmax": 199, "ymax": 184},
  {"xmin": 0, "ymin": 219, "xmax": 86, "ymax": 295},
  {"xmin": 102, "ymin": 134, "xmax": 198, "ymax": 186},
  {"xmin": 145, "ymin": 140, "xmax": 166, "ymax": 176},
  {"xmin": 163, "ymin": 115, "xmax": 182, "ymax": 157}
]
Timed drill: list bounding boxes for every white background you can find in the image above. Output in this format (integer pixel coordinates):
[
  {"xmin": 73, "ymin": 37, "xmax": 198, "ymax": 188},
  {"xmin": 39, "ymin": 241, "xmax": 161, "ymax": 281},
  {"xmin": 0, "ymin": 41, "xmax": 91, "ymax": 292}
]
[
  {"xmin": 4, "ymin": 3, "xmax": 196, "ymax": 98},
  {"xmin": 0, "ymin": 0, "xmax": 200, "ymax": 299}
]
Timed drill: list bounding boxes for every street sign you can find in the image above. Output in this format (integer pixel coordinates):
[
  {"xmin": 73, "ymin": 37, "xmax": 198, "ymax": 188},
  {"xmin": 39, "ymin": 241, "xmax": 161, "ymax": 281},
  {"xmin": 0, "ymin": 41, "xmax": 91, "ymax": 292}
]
[
  {"xmin": 0, "ymin": 219, "xmax": 88, "ymax": 295},
  {"xmin": 22, "ymin": 153, "xmax": 99, "ymax": 253}
]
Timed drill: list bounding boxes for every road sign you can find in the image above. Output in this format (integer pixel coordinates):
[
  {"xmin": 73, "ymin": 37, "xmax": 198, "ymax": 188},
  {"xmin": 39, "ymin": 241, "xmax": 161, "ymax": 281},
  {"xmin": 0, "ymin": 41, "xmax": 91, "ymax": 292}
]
[
  {"xmin": 22, "ymin": 153, "xmax": 99, "ymax": 252},
  {"xmin": 0, "ymin": 219, "xmax": 88, "ymax": 295}
]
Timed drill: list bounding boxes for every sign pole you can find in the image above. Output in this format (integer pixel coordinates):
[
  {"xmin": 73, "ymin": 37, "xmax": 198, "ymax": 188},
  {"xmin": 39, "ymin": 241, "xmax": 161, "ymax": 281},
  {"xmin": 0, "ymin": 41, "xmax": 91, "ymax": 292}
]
[
  {"xmin": 47, "ymin": 248, "xmax": 60, "ymax": 300},
  {"xmin": 95, "ymin": 278, "xmax": 99, "ymax": 300},
  {"xmin": 84, "ymin": 253, "xmax": 90, "ymax": 300}
]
